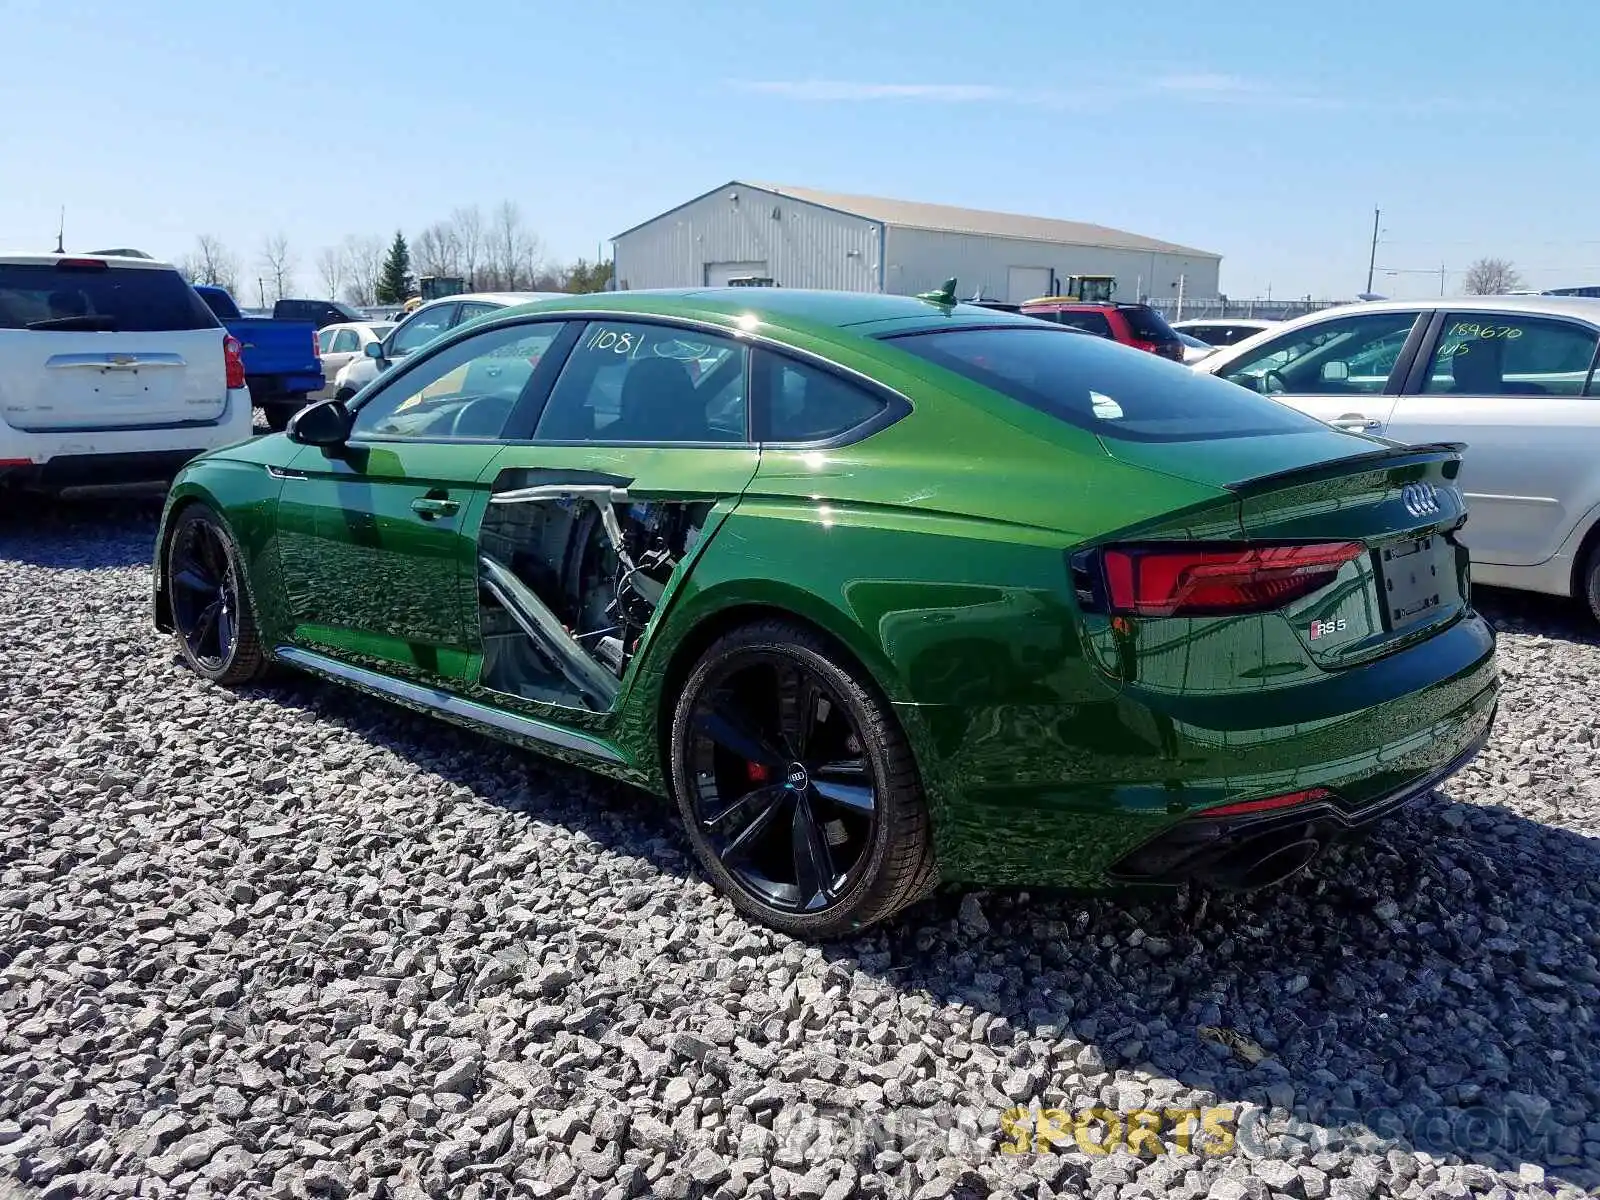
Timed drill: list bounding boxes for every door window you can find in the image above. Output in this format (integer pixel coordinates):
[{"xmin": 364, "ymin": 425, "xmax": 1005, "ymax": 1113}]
[
  {"xmin": 317, "ymin": 327, "xmax": 339, "ymax": 354},
  {"xmin": 1218, "ymin": 311, "xmax": 1420, "ymax": 396},
  {"xmin": 351, "ymin": 321, "xmax": 568, "ymax": 440},
  {"xmin": 331, "ymin": 329, "xmax": 360, "ymax": 353},
  {"xmin": 1420, "ymin": 314, "xmax": 1600, "ymax": 397},
  {"xmin": 455, "ymin": 302, "xmax": 500, "ymax": 324},
  {"xmin": 754, "ymin": 353, "xmax": 888, "ymax": 442},
  {"xmin": 534, "ymin": 322, "xmax": 748, "ymax": 443},
  {"xmin": 387, "ymin": 304, "xmax": 458, "ymax": 357}
]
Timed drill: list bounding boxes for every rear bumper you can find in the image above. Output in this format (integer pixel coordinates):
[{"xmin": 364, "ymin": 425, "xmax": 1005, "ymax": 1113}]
[
  {"xmin": 1107, "ymin": 722, "xmax": 1492, "ymax": 886},
  {"xmin": 0, "ymin": 389, "xmax": 252, "ymax": 487}
]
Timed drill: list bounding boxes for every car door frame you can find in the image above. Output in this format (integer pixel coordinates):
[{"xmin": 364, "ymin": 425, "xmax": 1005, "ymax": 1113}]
[
  {"xmin": 455, "ymin": 313, "xmax": 768, "ymax": 753},
  {"xmin": 1213, "ymin": 309, "xmax": 1431, "ymax": 436},
  {"xmin": 1391, "ymin": 307, "xmax": 1600, "ymax": 572},
  {"xmin": 274, "ymin": 316, "xmax": 584, "ymax": 686}
]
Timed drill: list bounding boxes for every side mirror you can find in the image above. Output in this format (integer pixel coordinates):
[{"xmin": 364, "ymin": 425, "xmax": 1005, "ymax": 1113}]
[
  {"xmin": 1321, "ymin": 360, "xmax": 1351, "ymax": 383},
  {"xmin": 286, "ymin": 398, "xmax": 352, "ymax": 448},
  {"xmin": 364, "ymin": 341, "xmax": 385, "ymax": 360}
]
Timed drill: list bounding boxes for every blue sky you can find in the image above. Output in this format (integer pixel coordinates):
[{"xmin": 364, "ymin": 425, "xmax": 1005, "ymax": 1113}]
[{"xmin": 2, "ymin": 0, "xmax": 1597, "ymax": 300}]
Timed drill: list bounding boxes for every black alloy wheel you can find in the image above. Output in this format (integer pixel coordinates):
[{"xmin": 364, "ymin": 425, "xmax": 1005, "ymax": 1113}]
[
  {"xmin": 670, "ymin": 620, "xmax": 937, "ymax": 937},
  {"xmin": 167, "ymin": 505, "xmax": 269, "ymax": 685}
]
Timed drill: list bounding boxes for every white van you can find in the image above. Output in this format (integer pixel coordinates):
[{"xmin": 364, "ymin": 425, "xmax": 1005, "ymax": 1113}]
[{"xmin": 0, "ymin": 253, "xmax": 252, "ymax": 489}]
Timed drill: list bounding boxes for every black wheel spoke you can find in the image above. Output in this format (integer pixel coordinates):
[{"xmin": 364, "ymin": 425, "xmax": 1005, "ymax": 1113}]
[
  {"xmin": 216, "ymin": 606, "xmax": 235, "ymax": 660},
  {"xmin": 172, "ymin": 566, "xmax": 215, "ymax": 594},
  {"xmin": 776, "ymin": 664, "xmax": 823, "ymax": 760},
  {"xmin": 193, "ymin": 602, "xmax": 221, "ymax": 658},
  {"xmin": 702, "ymin": 783, "xmax": 786, "ymax": 830},
  {"xmin": 791, "ymin": 793, "xmax": 836, "ymax": 910},
  {"xmin": 719, "ymin": 787, "xmax": 788, "ymax": 863},
  {"xmin": 694, "ymin": 693, "xmax": 786, "ymax": 766},
  {"xmin": 811, "ymin": 759, "xmax": 875, "ymax": 814}
]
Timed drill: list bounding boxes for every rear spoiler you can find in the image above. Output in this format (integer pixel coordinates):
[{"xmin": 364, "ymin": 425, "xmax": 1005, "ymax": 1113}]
[{"xmin": 1224, "ymin": 442, "xmax": 1466, "ymax": 497}]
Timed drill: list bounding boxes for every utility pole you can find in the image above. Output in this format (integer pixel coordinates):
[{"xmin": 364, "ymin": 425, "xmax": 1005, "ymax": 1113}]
[
  {"xmin": 257, "ymin": 277, "xmax": 266, "ymax": 309},
  {"xmin": 1174, "ymin": 273, "xmax": 1186, "ymax": 323},
  {"xmin": 1365, "ymin": 207, "xmax": 1381, "ymax": 294},
  {"xmin": 1440, "ymin": 262, "xmax": 1447, "ymax": 297}
]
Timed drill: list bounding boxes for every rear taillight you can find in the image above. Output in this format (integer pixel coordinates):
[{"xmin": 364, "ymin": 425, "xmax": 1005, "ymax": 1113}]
[
  {"xmin": 1203, "ymin": 787, "xmax": 1331, "ymax": 818},
  {"xmin": 55, "ymin": 258, "xmax": 108, "ymax": 271},
  {"xmin": 1101, "ymin": 542, "xmax": 1366, "ymax": 617},
  {"xmin": 1138, "ymin": 340, "xmax": 1184, "ymax": 361},
  {"xmin": 223, "ymin": 334, "xmax": 246, "ymax": 390},
  {"xmin": 311, "ymin": 331, "xmax": 322, "ymax": 360}
]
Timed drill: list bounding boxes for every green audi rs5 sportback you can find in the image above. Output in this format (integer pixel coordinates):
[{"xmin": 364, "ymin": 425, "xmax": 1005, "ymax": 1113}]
[{"xmin": 151, "ymin": 287, "xmax": 1498, "ymax": 936}]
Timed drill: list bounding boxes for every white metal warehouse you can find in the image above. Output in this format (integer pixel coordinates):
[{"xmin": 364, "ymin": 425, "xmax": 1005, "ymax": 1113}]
[{"xmin": 612, "ymin": 181, "xmax": 1221, "ymax": 304}]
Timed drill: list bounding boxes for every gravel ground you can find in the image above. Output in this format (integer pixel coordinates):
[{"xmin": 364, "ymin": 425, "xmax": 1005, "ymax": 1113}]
[{"xmin": 1, "ymin": 499, "xmax": 1596, "ymax": 1200}]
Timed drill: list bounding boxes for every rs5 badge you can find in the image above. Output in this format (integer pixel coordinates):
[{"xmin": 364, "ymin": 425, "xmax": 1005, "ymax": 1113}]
[{"xmin": 1309, "ymin": 618, "xmax": 1348, "ymax": 641}]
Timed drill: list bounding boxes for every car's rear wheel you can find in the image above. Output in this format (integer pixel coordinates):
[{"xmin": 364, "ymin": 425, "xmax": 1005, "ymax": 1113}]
[
  {"xmin": 1583, "ymin": 543, "xmax": 1600, "ymax": 624},
  {"xmin": 669, "ymin": 620, "xmax": 936, "ymax": 937},
  {"xmin": 167, "ymin": 504, "xmax": 269, "ymax": 685}
]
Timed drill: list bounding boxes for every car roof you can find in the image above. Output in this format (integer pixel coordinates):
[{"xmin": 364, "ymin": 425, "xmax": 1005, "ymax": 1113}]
[
  {"xmin": 0, "ymin": 252, "xmax": 178, "ymax": 271},
  {"xmin": 322, "ymin": 320, "xmax": 392, "ymax": 331},
  {"xmin": 1310, "ymin": 295, "xmax": 1600, "ymax": 321},
  {"xmin": 496, "ymin": 287, "xmax": 1048, "ymax": 336},
  {"xmin": 1174, "ymin": 317, "xmax": 1276, "ymax": 327}
]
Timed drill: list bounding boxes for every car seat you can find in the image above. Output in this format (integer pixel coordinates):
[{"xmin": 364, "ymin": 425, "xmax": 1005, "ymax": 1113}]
[{"xmin": 617, "ymin": 357, "xmax": 706, "ymax": 442}]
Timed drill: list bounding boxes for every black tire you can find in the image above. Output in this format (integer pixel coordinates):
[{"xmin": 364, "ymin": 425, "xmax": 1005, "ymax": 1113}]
[
  {"xmin": 166, "ymin": 504, "xmax": 270, "ymax": 685},
  {"xmin": 1584, "ymin": 543, "xmax": 1600, "ymax": 624},
  {"xmin": 669, "ymin": 619, "xmax": 937, "ymax": 938},
  {"xmin": 263, "ymin": 405, "xmax": 294, "ymax": 432}
]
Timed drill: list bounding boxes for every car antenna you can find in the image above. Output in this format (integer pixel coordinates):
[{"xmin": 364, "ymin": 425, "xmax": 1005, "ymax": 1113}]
[
  {"xmin": 917, "ymin": 277, "xmax": 958, "ymax": 307},
  {"xmin": 53, "ymin": 206, "xmax": 65, "ymax": 254}
]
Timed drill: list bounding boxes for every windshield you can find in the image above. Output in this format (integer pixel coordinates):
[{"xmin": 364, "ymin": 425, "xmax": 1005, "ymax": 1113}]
[
  {"xmin": 885, "ymin": 325, "xmax": 1329, "ymax": 443},
  {"xmin": 0, "ymin": 263, "xmax": 219, "ymax": 332},
  {"xmin": 1118, "ymin": 305, "xmax": 1178, "ymax": 342}
]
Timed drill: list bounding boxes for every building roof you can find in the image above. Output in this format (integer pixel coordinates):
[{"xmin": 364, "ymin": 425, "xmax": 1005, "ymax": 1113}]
[{"xmin": 613, "ymin": 180, "xmax": 1218, "ymax": 259}]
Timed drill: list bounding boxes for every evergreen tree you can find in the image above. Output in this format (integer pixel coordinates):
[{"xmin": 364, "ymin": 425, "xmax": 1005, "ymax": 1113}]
[{"xmin": 376, "ymin": 231, "xmax": 414, "ymax": 303}]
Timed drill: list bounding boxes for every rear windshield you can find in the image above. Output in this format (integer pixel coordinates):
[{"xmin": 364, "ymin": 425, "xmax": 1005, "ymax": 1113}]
[
  {"xmin": 0, "ymin": 263, "xmax": 219, "ymax": 332},
  {"xmin": 1118, "ymin": 304, "xmax": 1178, "ymax": 342},
  {"xmin": 885, "ymin": 325, "xmax": 1328, "ymax": 442}
]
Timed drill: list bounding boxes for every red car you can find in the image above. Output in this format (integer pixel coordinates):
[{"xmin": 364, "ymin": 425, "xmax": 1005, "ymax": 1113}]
[{"xmin": 1019, "ymin": 299, "xmax": 1185, "ymax": 362}]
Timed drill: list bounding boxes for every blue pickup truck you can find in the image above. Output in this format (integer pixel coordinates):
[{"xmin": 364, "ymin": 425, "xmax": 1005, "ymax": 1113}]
[{"xmin": 194, "ymin": 285, "xmax": 323, "ymax": 430}]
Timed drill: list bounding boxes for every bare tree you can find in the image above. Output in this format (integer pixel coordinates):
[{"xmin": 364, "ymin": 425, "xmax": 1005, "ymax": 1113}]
[
  {"xmin": 258, "ymin": 234, "xmax": 298, "ymax": 303},
  {"xmin": 1463, "ymin": 257, "xmax": 1523, "ymax": 295},
  {"xmin": 451, "ymin": 206, "xmax": 483, "ymax": 288},
  {"xmin": 484, "ymin": 200, "xmax": 543, "ymax": 290},
  {"xmin": 413, "ymin": 221, "xmax": 461, "ymax": 279},
  {"xmin": 340, "ymin": 235, "xmax": 385, "ymax": 306},
  {"xmin": 315, "ymin": 247, "xmax": 344, "ymax": 299},
  {"xmin": 177, "ymin": 234, "xmax": 239, "ymax": 293}
]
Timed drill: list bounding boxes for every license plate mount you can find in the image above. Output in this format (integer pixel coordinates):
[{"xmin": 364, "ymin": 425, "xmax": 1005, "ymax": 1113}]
[{"xmin": 1380, "ymin": 536, "xmax": 1446, "ymax": 631}]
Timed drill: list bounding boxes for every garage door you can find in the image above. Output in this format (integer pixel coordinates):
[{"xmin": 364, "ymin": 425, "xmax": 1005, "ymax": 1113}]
[
  {"xmin": 705, "ymin": 261, "xmax": 769, "ymax": 287},
  {"xmin": 1007, "ymin": 267, "xmax": 1053, "ymax": 303}
]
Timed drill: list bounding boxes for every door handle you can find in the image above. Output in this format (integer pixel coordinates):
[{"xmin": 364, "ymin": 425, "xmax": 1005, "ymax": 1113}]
[
  {"xmin": 1332, "ymin": 413, "xmax": 1382, "ymax": 430},
  {"xmin": 410, "ymin": 496, "xmax": 460, "ymax": 519}
]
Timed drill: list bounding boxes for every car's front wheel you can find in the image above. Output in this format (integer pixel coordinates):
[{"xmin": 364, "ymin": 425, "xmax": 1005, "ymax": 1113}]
[
  {"xmin": 669, "ymin": 619, "xmax": 937, "ymax": 937},
  {"xmin": 167, "ymin": 504, "xmax": 270, "ymax": 685}
]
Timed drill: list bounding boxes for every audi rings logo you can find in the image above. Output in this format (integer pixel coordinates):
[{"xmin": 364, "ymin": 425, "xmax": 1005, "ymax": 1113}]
[{"xmin": 1402, "ymin": 482, "xmax": 1441, "ymax": 518}]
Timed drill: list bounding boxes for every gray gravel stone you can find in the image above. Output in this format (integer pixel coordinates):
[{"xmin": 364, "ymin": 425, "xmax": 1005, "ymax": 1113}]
[{"xmin": 3, "ymin": 501, "xmax": 1598, "ymax": 1200}]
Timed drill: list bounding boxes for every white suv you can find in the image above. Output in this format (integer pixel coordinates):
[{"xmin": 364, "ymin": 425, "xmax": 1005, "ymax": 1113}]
[{"xmin": 0, "ymin": 253, "xmax": 251, "ymax": 489}]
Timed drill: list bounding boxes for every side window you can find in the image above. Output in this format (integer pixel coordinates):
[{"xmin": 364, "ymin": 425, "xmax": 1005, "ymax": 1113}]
[
  {"xmin": 388, "ymin": 304, "xmax": 457, "ymax": 357},
  {"xmin": 317, "ymin": 328, "xmax": 338, "ymax": 354},
  {"xmin": 455, "ymin": 302, "xmax": 498, "ymax": 325},
  {"xmin": 534, "ymin": 322, "xmax": 748, "ymax": 444},
  {"xmin": 332, "ymin": 329, "xmax": 359, "ymax": 353},
  {"xmin": 1420, "ymin": 314, "xmax": 1600, "ymax": 398},
  {"xmin": 351, "ymin": 321, "xmax": 568, "ymax": 441},
  {"xmin": 755, "ymin": 353, "xmax": 888, "ymax": 442},
  {"xmin": 1056, "ymin": 312, "xmax": 1113, "ymax": 337},
  {"xmin": 1219, "ymin": 311, "xmax": 1419, "ymax": 396}
]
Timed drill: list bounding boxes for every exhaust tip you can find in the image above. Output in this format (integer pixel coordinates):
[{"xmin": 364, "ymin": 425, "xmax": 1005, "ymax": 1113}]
[{"xmin": 1201, "ymin": 834, "xmax": 1322, "ymax": 892}]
